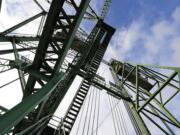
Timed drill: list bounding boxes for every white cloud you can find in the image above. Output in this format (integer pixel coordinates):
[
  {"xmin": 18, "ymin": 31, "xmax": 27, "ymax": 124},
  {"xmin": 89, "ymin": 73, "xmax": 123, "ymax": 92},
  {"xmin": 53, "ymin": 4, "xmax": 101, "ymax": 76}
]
[
  {"xmin": 103, "ymin": 6, "xmax": 180, "ymax": 134},
  {"xmin": 171, "ymin": 38, "xmax": 180, "ymax": 65},
  {"xmin": 0, "ymin": 1, "xmax": 179, "ymax": 134},
  {"xmin": 105, "ymin": 6, "xmax": 180, "ymax": 66},
  {"xmin": 172, "ymin": 6, "xmax": 180, "ymax": 24},
  {"xmin": 0, "ymin": 0, "xmax": 43, "ymax": 34},
  {"xmin": 90, "ymin": 0, "xmax": 105, "ymax": 16},
  {"xmin": 101, "ymin": 20, "xmax": 148, "ymax": 81},
  {"xmin": 104, "ymin": 20, "xmax": 145, "ymax": 61}
]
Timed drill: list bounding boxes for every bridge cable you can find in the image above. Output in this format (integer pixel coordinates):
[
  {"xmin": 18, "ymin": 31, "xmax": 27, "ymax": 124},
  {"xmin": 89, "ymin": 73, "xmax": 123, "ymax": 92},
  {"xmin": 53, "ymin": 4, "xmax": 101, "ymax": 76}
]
[
  {"xmin": 108, "ymin": 94, "xmax": 118, "ymax": 135},
  {"xmin": 113, "ymin": 97, "xmax": 125, "ymax": 135},
  {"xmin": 75, "ymin": 89, "xmax": 88, "ymax": 135},
  {"xmin": 111, "ymin": 96, "xmax": 124, "ymax": 135},
  {"xmin": 113, "ymin": 97, "xmax": 129, "ymax": 135},
  {"xmin": 82, "ymin": 87, "xmax": 93, "ymax": 135},
  {"xmin": 95, "ymin": 86, "xmax": 101, "ymax": 135},
  {"xmin": 87, "ymin": 86, "xmax": 95, "ymax": 135},
  {"xmin": 92, "ymin": 96, "xmax": 121, "ymax": 135},
  {"xmin": 91, "ymin": 87, "xmax": 98, "ymax": 135},
  {"xmin": 123, "ymin": 101, "xmax": 141, "ymax": 135},
  {"xmin": 117, "ymin": 100, "xmax": 129, "ymax": 135}
]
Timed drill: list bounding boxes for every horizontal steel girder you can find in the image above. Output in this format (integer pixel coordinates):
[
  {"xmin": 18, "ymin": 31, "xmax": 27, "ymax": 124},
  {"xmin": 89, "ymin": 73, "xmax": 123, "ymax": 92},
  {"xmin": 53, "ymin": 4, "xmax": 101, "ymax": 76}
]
[{"xmin": 0, "ymin": 72, "xmax": 64, "ymax": 135}]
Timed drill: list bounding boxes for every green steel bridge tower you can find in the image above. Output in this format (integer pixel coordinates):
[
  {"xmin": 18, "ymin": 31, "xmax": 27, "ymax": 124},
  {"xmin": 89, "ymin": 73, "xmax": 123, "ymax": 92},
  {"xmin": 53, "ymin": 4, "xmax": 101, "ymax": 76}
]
[{"xmin": 0, "ymin": 0, "xmax": 179, "ymax": 134}]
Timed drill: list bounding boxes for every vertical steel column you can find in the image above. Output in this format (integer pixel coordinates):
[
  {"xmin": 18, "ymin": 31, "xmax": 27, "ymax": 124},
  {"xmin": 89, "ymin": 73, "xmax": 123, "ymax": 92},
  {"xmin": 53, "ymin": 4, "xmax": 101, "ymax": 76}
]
[
  {"xmin": 60, "ymin": 21, "xmax": 115, "ymax": 134},
  {"xmin": 110, "ymin": 60, "xmax": 180, "ymax": 134},
  {"xmin": 11, "ymin": 39, "xmax": 26, "ymax": 93},
  {"xmin": 0, "ymin": 0, "xmax": 91, "ymax": 134},
  {"xmin": 0, "ymin": 72, "xmax": 64, "ymax": 135},
  {"xmin": 135, "ymin": 65, "xmax": 139, "ymax": 109},
  {"xmin": 110, "ymin": 68, "xmax": 151, "ymax": 135}
]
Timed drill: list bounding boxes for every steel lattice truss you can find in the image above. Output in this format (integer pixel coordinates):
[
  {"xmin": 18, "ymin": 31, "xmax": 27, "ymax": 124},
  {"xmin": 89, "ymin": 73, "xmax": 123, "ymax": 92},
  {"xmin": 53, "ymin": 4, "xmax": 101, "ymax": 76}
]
[
  {"xmin": 0, "ymin": 0, "xmax": 179, "ymax": 135},
  {"xmin": 110, "ymin": 60, "xmax": 180, "ymax": 135}
]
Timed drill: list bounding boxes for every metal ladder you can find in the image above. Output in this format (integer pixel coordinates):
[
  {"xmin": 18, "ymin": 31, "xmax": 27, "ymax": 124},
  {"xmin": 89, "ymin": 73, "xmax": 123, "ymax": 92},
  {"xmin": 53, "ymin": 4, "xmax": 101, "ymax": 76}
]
[
  {"xmin": 61, "ymin": 46, "xmax": 105, "ymax": 134},
  {"xmin": 62, "ymin": 79, "xmax": 90, "ymax": 133}
]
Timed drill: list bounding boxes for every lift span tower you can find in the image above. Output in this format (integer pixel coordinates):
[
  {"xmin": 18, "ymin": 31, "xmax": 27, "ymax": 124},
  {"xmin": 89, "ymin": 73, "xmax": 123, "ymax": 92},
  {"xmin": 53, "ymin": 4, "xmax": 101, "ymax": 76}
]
[{"xmin": 0, "ymin": 0, "xmax": 179, "ymax": 134}]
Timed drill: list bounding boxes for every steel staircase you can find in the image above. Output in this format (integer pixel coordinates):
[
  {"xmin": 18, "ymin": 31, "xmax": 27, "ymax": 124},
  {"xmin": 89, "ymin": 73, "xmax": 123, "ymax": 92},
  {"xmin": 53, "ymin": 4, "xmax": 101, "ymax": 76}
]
[{"xmin": 61, "ymin": 45, "xmax": 105, "ymax": 134}]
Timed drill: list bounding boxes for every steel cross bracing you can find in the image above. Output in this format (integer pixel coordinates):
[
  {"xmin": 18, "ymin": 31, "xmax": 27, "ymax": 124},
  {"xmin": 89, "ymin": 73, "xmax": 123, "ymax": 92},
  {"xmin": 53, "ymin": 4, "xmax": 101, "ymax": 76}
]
[
  {"xmin": 9, "ymin": 21, "xmax": 115, "ymax": 135},
  {"xmin": 23, "ymin": 0, "xmax": 90, "ymax": 98},
  {"xmin": 0, "ymin": 0, "xmax": 91, "ymax": 134},
  {"xmin": 61, "ymin": 27, "xmax": 113, "ymax": 134},
  {"xmin": 59, "ymin": 74, "xmax": 131, "ymax": 134},
  {"xmin": 13, "ymin": 0, "xmax": 91, "ymax": 134},
  {"xmin": 0, "ymin": 1, "xmax": 116, "ymax": 134},
  {"xmin": 0, "ymin": 7, "xmax": 114, "ymax": 132},
  {"xmin": 11, "ymin": 21, "xmax": 115, "ymax": 134},
  {"xmin": 0, "ymin": 1, "xmax": 180, "ymax": 135},
  {"xmin": 0, "ymin": 58, "xmax": 12, "ymax": 74},
  {"xmin": 39, "ymin": 20, "xmax": 116, "ymax": 135},
  {"xmin": 110, "ymin": 59, "xmax": 180, "ymax": 135}
]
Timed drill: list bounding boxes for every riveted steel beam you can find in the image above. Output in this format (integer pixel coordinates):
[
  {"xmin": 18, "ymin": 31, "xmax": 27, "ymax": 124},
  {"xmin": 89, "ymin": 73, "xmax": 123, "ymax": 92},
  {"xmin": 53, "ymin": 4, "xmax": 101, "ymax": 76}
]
[{"xmin": 0, "ymin": 72, "xmax": 64, "ymax": 135}]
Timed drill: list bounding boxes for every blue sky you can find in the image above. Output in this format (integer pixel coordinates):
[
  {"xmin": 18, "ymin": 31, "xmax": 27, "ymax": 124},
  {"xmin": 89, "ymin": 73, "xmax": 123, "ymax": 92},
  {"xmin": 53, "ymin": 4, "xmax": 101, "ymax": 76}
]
[
  {"xmin": 0, "ymin": 0, "xmax": 180, "ymax": 134},
  {"xmin": 95, "ymin": 0, "xmax": 180, "ymax": 134},
  {"xmin": 106, "ymin": 0, "xmax": 180, "ymax": 27},
  {"xmin": 97, "ymin": 0, "xmax": 180, "ymax": 67}
]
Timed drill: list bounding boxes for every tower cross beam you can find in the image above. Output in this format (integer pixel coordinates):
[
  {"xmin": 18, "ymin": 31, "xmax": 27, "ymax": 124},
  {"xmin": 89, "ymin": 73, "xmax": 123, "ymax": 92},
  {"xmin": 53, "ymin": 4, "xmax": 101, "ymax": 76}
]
[{"xmin": 137, "ymin": 71, "xmax": 177, "ymax": 112}]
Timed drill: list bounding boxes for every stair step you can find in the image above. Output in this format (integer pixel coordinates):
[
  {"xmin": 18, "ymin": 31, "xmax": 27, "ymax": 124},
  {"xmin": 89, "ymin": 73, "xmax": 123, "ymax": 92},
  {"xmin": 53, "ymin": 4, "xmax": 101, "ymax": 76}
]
[
  {"xmin": 78, "ymin": 93, "xmax": 87, "ymax": 98},
  {"xmin": 63, "ymin": 124, "xmax": 72, "ymax": 130},
  {"xmin": 76, "ymin": 95, "xmax": 84, "ymax": 100},
  {"xmin": 95, "ymin": 54, "xmax": 102, "ymax": 58},
  {"xmin": 84, "ymin": 79, "xmax": 89, "ymax": 82},
  {"xmin": 66, "ymin": 115, "xmax": 75, "ymax": 121},
  {"xmin": 91, "ymin": 66, "xmax": 98, "ymax": 70},
  {"xmin": 64, "ymin": 119, "xmax": 73, "ymax": 126},
  {"xmin": 72, "ymin": 104, "xmax": 81, "ymax": 110},
  {"xmin": 68, "ymin": 111, "xmax": 77, "ymax": 117},
  {"xmin": 79, "ymin": 90, "xmax": 87, "ymax": 95},
  {"xmin": 92, "ymin": 62, "xmax": 98, "ymax": 66},
  {"xmin": 74, "ymin": 99, "xmax": 83, "ymax": 105},
  {"xmin": 70, "ymin": 108, "xmax": 79, "ymax": 113},
  {"xmin": 89, "ymin": 68, "xmax": 96, "ymax": 71},
  {"xmin": 60, "ymin": 128, "xmax": 70, "ymax": 135},
  {"xmin": 81, "ymin": 87, "xmax": 88, "ymax": 91},
  {"xmin": 91, "ymin": 63, "xmax": 98, "ymax": 66},
  {"xmin": 82, "ymin": 83, "xmax": 90, "ymax": 87},
  {"xmin": 83, "ymin": 80, "xmax": 90, "ymax": 83},
  {"xmin": 94, "ymin": 58, "xmax": 101, "ymax": 62},
  {"xmin": 81, "ymin": 84, "xmax": 89, "ymax": 89},
  {"xmin": 77, "ymin": 92, "xmax": 86, "ymax": 97},
  {"xmin": 83, "ymin": 81, "xmax": 89, "ymax": 84},
  {"xmin": 93, "ymin": 59, "xmax": 99, "ymax": 63}
]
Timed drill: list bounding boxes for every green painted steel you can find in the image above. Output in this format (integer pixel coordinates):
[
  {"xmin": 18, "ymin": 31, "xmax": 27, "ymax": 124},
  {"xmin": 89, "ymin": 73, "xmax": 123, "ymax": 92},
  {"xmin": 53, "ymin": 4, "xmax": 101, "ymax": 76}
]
[
  {"xmin": 135, "ymin": 65, "xmax": 139, "ymax": 109},
  {"xmin": 0, "ymin": 0, "xmax": 179, "ymax": 133},
  {"xmin": 137, "ymin": 71, "xmax": 177, "ymax": 112},
  {"xmin": 119, "ymin": 60, "xmax": 180, "ymax": 88},
  {"xmin": 0, "ymin": 72, "xmax": 64, "ymax": 135},
  {"xmin": 110, "ymin": 59, "xmax": 180, "ymax": 134},
  {"xmin": 110, "ymin": 68, "xmax": 151, "ymax": 135},
  {"xmin": 141, "ymin": 87, "xmax": 180, "ymax": 128},
  {"xmin": 0, "ymin": 0, "xmax": 92, "ymax": 133},
  {"xmin": 0, "ymin": 36, "xmax": 40, "ymax": 42},
  {"xmin": 54, "ymin": 0, "xmax": 91, "ymax": 75},
  {"xmin": 12, "ymin": 39, "xmax": 26, "ymax": 93}
]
